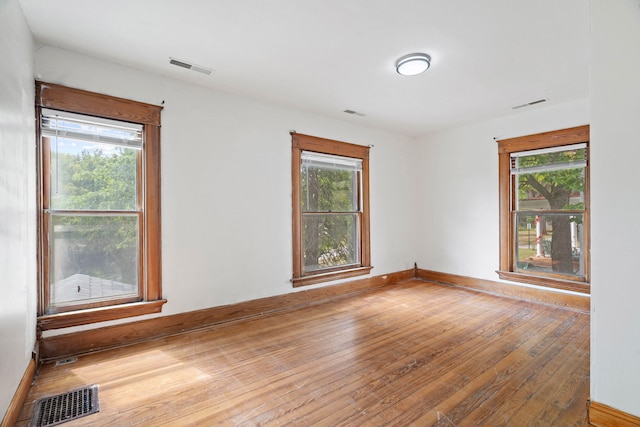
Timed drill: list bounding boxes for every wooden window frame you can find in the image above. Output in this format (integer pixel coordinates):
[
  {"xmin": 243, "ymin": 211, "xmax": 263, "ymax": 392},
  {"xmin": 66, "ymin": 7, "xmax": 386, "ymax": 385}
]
[
  {"xmin": 291, "ymin": 133, "xmax": 372, "ymax": 287},
  {"xmin": 36, "ymin": 82, "xmax": 166, "ymax": 330},
  {"xmin": 497, "ymin": 125, "xmax": 590, "ymax": 294}
]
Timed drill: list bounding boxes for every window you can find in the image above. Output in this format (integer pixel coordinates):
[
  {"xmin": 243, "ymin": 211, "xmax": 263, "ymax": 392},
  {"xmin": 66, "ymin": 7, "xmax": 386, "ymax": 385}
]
[
  {"xmin": 36, "ymin": 82, "xmax": 165, "ymax": 329},
  {"xmin": 291, "ymin": 133, "xmax": 372, "ymax": 286},
  {"xmin": 497, "ymin": 125, "xmax": 590, "ymax": 293}
]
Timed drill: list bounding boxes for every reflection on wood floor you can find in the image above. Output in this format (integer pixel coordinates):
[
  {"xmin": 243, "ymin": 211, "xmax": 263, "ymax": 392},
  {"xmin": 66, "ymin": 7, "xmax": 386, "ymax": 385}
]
[{"xmin": 18, "ymin": 279, "xmax": 590, "ymax": 426}]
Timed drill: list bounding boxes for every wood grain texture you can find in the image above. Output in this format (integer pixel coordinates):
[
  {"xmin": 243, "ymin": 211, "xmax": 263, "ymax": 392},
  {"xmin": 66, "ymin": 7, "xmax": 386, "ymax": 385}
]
[
  {"xmin": 496, "ymin": 270, "xmax": 590, "ymax": 294},
  {"xmin": 36, "ymin": 81, "xmax": 161, "ymax": 126},
  {"xmin": 417, "ymin": 268, "xmax": 590, "ymax": 312},
  {"xmin": 39, "ymin": 269, "xmax": 414, "ymax": 360},
  {"xmin": 497, "ymin": 125, "xmax": 590, "ymax": 154},
  {"xmin": 589, "ymin": 401, "xmax": 640, "ymax": 427},
  {"xmin": 498, "ymin": 151, "xmax": 511, "ymax": 272},
  {"xmin": 143, "ymin": 122, "xmax": 162, "ymax": 301},
  {"xmin": 19, "ymin": 280, "xmax": 589, "ymax": 426},
  {"xmin": 37, "ymin": 300, "xmax": 167, "ymax": 331},
  {"xmin": 1, "ymin": 359, "xmax": 35, "ymax": 427}
]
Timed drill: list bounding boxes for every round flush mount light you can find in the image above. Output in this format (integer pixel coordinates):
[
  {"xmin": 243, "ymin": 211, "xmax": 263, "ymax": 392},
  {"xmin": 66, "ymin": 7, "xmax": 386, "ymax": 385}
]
[{"xmin": 395, "ymin": 53, "xmax": 431, "ymax": 76}]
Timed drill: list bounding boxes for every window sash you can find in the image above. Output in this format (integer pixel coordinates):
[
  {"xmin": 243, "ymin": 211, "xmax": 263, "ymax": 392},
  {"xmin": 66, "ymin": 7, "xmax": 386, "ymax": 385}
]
[
  {"xmin": 301, "ymin": 151, "xmax": 362, "ymax": 171},
  {"xmin": 302, "ymin": 212, "xmax": 361, "ymax": 273},
  {"xmin": 41, "ymin": 108, "xmax": 143, "ymax": 149},
  {"xmin": 301, "ymin": 150, "xmax": 362, "ymax": 214},
  {"xmin": 46, "ymin": 212, "xmax": 142, "ymax": 313},
  {"xmin": 511, "ymin": 212, "xmax": 585, "ymax": 280}
]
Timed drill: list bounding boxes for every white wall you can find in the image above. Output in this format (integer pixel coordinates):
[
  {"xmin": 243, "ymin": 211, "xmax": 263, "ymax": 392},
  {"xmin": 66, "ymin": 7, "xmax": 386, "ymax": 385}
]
[
  {"xmin": 0, "ymin": 0, "xmax": 36, "ymax": 419},
  {"xmin": 414, "ymin": 99, "xmax": 589, "ymax": 282},
  {"xmin": 34, "ymin": 46, "xmax": 418, "ymax": 336},
  {"xmin": 590, "ymin": 0, "xmax": 640, "ymax": 417}
]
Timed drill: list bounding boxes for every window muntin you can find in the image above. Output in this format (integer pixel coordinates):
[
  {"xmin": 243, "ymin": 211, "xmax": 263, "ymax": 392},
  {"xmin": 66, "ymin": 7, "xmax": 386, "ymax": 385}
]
[
  {"xmin": 36, "ymin": 82, "xmax": 165, "ymax": 328},
  {"xmin": 292, "ymin": 133, "xmax": 371, "ymax": 286},
  {"xmin": 497, "ymin": 126, "xmax": 590, "ymax": 293}
]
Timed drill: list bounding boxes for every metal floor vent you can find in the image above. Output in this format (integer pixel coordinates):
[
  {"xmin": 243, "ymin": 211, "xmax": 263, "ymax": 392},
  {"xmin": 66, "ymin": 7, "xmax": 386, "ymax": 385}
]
[{"xmin": 31, "ymin": 385, "xmax": 99, "ymax": 427}]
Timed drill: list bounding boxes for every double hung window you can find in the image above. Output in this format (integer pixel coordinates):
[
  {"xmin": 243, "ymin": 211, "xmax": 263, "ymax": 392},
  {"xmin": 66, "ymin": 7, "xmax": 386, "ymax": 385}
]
[
  {"xmin": 497, "ymin": 125, "xmax": 590, "ymax": 293},
  {"xmin": 36, "ymin": 82, "xmax": 165, "ymax": 328},
  {"xmin": 292, "ymin": 133, "xmax": 371, "ymax": 286}
]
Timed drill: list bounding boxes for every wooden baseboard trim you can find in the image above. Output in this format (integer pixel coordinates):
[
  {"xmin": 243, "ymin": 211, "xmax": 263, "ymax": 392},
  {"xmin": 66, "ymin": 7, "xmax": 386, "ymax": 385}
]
[
  {"xmin": 40, "ymin": 269, "xmax": 415, "ymax": 360},
  {"xmin": 416, "ymin": 269, "xmax": 590, "ymax": 313},
  {"xmin": 1, "ymin": 358, "xmax": 36, "ymax": 427},
  {"xmin": 589, "ymin": 401, "xmax": 640, "ymax": 426}
]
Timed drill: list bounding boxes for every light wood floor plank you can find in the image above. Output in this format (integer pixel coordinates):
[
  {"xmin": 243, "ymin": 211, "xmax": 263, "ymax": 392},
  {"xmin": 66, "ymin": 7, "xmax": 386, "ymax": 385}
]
[{"xmin": 17, "ymin": 279, "xmax": 589, "ymax": 426}]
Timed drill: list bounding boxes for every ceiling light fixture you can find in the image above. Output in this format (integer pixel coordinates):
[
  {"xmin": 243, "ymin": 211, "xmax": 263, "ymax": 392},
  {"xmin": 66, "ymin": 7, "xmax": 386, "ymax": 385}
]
[{"xmin": 395, "ymin": 53, "xmax": 431, "ymax": 76}]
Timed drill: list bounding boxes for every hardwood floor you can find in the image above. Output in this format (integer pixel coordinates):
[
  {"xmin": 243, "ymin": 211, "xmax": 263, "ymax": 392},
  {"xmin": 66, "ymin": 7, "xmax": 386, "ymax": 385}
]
[{"xmin": 17, "ymin": 279, "xmax": 590, "ymax": 426}]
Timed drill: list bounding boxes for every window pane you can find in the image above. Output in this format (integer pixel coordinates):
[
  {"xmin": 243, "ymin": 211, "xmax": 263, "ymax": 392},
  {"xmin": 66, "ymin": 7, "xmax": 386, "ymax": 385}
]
[
  {"xmin": 301, "ymin": 163, "xmax": 358, "ymax": 212},
  {"xmin": 514, "ymin": 213, "xmax": 585, "ymax": 279},
  {"xmin": 42, "ymin": 111, "xmax": 143, "ymax": 149},
  {"xmin": 515, "ymin": 167, "xmax": 585, "ymax": 211},
  {"xmin": 514, "ymin": 147, "xmax": 586, "ymax": 171},
  {"xmin": 49, "ymin": 214, "xmax": 139, "ymax": 308},
  {"xmin": 49, "ymin": 139, "xmax": 138, "ymax": 211},
  {"xmin": 302, "ymin": 213, "xmax": 359, "ymax": 272}
]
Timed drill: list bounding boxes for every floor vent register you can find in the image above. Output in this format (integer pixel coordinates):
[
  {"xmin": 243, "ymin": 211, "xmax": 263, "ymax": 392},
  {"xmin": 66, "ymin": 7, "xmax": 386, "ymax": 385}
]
[{"xmin": 30, "ymin": 385, "xmax": 99, "ymax": 427}]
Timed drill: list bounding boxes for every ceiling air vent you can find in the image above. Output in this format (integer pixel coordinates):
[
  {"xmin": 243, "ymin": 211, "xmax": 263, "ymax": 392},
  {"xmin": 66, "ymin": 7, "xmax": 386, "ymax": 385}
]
[
  {"xmin": 512, "ymin": 98, "xmax": 548, "ymax": 109},
  {"xmin": 344, "ymin": 109, "xmax": 366, "ymax": 117},
  {"xmin": 169, "ymin": 58, "xmax": 213, "ymax": 75}
]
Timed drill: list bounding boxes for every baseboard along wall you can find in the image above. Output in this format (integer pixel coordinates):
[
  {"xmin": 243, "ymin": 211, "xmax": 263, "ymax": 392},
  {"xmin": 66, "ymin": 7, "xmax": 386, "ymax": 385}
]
[
  {"xmin": 415, "ymin": 268, "xmax": 589, "ymax": 313},
  {"xmin": 40, "ymin": 266, "xmax": 590, "ymax": 361},
  {"xmin": 40, "ymin": 269, "xmax": 415, "ymax": 360},
  {"xmin": 1, "ymin": 358, "xmax": 36, "ymax": 427},
  {"xmin": 589, "ymin": 401, "xmax": 640, "ymax": 427}
]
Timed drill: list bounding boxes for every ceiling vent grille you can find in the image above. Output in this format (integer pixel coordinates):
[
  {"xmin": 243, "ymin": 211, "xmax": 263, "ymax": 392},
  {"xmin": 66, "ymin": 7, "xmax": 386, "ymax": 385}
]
[
  {"xmin": 512, "ymin": 98, "xmax": 548, "ymax": 109},
  {"xmin": 344, "ymin": 109, "xmax": 366, "ymax": 117},
  {"xmin": 169, "ymin": 58, "xmax": 213, "ymax": 75}
]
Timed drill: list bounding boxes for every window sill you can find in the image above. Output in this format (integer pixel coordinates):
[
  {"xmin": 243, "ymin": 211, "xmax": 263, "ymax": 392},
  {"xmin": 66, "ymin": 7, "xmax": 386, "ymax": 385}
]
[
  {"xmin": 496, "ymin": 270, "xmax": 589, "ymax": 294},
  {"xmin": 292, "ymin": 266, "xmax": 373, "ymax": 288},
  {"xmin": 38, "ymin": 299, "xmax": 167, "ymax": 331}
]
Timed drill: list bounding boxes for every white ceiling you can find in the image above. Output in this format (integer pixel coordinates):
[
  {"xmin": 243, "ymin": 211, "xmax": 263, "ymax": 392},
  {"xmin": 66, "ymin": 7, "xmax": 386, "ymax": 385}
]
[{"xmin": 18, "ymin": 0, "xmax": 590, "ymax": 138}]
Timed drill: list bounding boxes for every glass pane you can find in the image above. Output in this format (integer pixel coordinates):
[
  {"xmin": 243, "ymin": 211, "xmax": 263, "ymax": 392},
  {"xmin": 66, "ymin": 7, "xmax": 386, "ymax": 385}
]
[
  {"xmin": 49, "ymin": 214, "xmax": 139, "ymax": 308},
  {"xmin": 514, "ymin": 146, "xmax": 586, "ymax": 170},
  {"xmin": 302, "ymin": 213, "xmax": 359, "ymax": 272},
  {"xmin": 514, "ymin": 213, "xmax": 585, "ymax": 279},
  {"xmin": 515, "ymin": 148, "xmax": 586, "ymax": 211},
  {"xmin": 301, "ymin": 162, "xmax": 358, "ymax": 212},
  {"xmin": 516, "ymin": 167, "xmax": 585, "ymax": 210},
  {"xmin": 49, "ymin": 137, "xmax": 138, "ymax": 211},
  {"xmin": 42, "ymin": 113, "xmax": 142, "ymax": 148}
]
